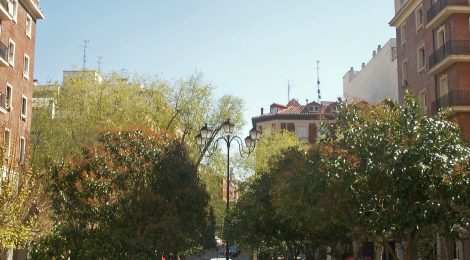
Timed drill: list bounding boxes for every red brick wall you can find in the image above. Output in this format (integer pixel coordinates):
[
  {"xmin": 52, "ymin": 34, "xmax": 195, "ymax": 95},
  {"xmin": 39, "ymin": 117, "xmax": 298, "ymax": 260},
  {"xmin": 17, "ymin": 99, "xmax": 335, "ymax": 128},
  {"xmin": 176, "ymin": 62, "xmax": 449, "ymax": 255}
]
[
  {"xmin": 448, "ymin": 14, "xmax": 470, "ymax": 41},
  {"xmin": 0, "ymin": 2, "xmax": 38, "ymax": 165},
  {"xmin": 451, "ymin": 112, "xmax": 470, "ymax": 140},
  {"xmin": 456, "ymin": 63, "xmax": 470, "ymax": 88},
  {"xmin": 395, "ymin": 4, "xmax": 470, "ymax": 140},
  {"xmin": 396, "ymin": 0, "xmax": 436, "ymax": 115}
]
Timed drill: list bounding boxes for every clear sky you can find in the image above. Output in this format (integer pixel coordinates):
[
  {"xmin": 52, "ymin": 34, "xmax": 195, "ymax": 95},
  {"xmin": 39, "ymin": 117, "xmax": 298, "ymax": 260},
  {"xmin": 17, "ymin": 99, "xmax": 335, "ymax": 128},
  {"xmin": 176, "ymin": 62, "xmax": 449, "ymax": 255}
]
[{"xmin": 35, "ymin": 0, "xmax": 396, "ymax": 129}]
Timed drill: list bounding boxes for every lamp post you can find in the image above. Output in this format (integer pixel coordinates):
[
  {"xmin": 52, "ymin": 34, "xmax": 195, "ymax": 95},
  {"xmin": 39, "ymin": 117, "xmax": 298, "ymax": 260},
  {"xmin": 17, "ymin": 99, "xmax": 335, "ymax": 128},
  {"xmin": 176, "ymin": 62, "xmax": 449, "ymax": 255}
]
[{"xmin": 196, "ymin": 119, "xmax": 261, "ymax": 260}]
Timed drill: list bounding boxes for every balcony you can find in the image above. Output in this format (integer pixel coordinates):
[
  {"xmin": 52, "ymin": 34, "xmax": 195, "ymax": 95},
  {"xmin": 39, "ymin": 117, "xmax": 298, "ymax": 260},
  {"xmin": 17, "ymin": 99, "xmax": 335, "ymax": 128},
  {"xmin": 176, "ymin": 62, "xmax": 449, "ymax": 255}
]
[
  {"xmin": 431, "ymin": 90, "xmax": 470, "ymax": 114},
  {"xmin": 427, "ymin": 0, "xmax": 470, "ymax": 29},
  {"xmin": 0, "ymin": 41, "xmax": 8, "ymax": 67},
  {"xmin": 22, "ymin": 0, "xmax": 44, "ymax": 19},
  {"xmin": 428, "ymin": 40, "xmax": 470, "ymax": 75},
  {"xmin": 0, "ymin": 0, "xmax": 12, "ymax": 20}
]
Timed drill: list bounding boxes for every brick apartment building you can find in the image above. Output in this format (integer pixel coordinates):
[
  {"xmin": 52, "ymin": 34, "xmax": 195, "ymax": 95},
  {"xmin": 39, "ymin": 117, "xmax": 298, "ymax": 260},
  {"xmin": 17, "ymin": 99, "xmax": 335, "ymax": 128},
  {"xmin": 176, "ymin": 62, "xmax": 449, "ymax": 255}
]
[
  {"xmin": 252, "ymin": 98, "xmax": 337, "ymax": 143},
  {"xmin": 390, "ymin": 0, "xmax": 470, "ymax": 139},
  {"xmin": 391, "ymin": 1, "xmax": 470, "ymax": 258},
  {"xmin": 0, "ymin": 0, "xmax": 43, "ymax": 169}
]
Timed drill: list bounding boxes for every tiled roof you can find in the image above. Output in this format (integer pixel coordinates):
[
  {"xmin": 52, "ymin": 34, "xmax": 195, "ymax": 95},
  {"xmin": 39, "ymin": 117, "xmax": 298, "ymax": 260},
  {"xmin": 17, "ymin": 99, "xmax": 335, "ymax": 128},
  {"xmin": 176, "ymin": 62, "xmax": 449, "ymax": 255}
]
[
  {"xmin": 286, "ymin": 99, "xmax": 301, "ymax": 107},
  {"xmin": 258, "ymin": 100, "xmax": 339, "ymax": 117},
  {"xmin": 278, "ymin": 106, "xmax": 306, "ymax": 114},
  {"xmin": 270, "ymin": 103, "xmax": 287, "ymax": 109}
]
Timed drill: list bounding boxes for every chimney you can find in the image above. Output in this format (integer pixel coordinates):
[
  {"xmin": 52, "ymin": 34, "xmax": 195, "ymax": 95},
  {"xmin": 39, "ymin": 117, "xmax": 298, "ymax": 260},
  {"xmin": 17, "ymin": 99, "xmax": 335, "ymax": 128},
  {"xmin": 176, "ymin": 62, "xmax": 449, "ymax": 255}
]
[
  {"xmin": 373, "ymin": 50, "xmax": 377, "ymax": 57},
  {"xmin": 362, "ymin": 63, "xmax": 366, "ymax": 69},
  {"xmin": 349, "ymin": 67, "xmax": 355, "ymax": 81},
  {"xmin": 261, "ymin": 107, "xmax": 264, "ymax": 115},
  {"xmin": 306, "ymin": 99, "xmax": 309, "ymax": 104},
  {"xmin": 378, "ymin": 45, "xmax": 382, "ymax": 52}
]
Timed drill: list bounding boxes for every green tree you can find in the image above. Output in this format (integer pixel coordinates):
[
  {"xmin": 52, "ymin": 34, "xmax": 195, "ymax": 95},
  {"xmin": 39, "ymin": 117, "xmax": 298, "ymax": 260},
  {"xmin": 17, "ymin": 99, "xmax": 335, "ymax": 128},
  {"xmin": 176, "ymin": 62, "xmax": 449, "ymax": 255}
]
[
  {"xmin": 31, "ymin": 73, "xmax": 245, "ymax": 230},
  {"xmin": 245, "ymin": 130, "xmax": 303, "ymax": 174},
  {"xmin": 225, "ymin": 133, "xmax": 305, "ymax": 259},
  {"xmin": 272, "ymin": 146, "xmax": 354, "ymax": 259},
  {"xmin": 31, "ymin": 129, "xmax": 215, "ymax": 259},
  {"xmin": 323, "ymin": 94, "xmax": 470, "ymax": 260},
  {"xmin": 31, "ymin": 73, "xmax": 173, "ymax": 172},
  {"xmin": 0, "ymin": 144, "xmax": 50, "ymax": 253}
]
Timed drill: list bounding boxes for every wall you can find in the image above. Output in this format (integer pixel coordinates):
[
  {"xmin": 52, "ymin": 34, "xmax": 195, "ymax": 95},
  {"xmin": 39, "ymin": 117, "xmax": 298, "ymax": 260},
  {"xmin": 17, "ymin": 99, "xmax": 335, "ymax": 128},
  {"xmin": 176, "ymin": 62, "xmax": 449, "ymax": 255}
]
[
  {"xmin": 0, "ymin": 1, "xmax": 38, "ymax": 165},
  {"xmin": 343, "ymin": 39, "xmax": 399, "ymax": 104},
  {"xmin": 255, "ymin": 118, "xmax": 335, "ymax": 143}
]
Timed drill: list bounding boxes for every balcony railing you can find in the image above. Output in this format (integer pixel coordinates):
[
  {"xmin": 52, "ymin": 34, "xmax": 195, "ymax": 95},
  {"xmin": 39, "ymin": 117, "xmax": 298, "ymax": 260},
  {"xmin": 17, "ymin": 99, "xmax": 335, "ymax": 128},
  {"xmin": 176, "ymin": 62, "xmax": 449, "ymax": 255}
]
[
  {"xmin": 431, "ymin": 90, "xmax": 470, "ymax": 113},
  {"xmin": 427, "ymin": 0, "xmax": 469, "ymax": 22},
  {"xmin": 429, "ymin": 40, "xmax": 470, "ymax": 69}
]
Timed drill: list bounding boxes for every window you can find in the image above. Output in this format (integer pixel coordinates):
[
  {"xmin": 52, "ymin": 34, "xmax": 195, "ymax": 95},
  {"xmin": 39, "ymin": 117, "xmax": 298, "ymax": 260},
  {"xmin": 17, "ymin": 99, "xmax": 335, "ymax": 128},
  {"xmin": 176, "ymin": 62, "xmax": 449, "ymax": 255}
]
[
  {"xmin": 25, "ymin": 14, "xmax": 32, "ymax": 38},
  {"xmin": 21, "ymin": 95, "xmax": 27, "ymax": 120},
  {"xmin": 8, "ymin": 39, "xmax": 15, "ymax": 66},
  {"xmin": 270, "ymin": 107, "xmax": 278, "ymax": 114},
  {"xmin": 415, "ymin": 4, "xmax": 424, "ymax": 30},
  {"xmin": 23, "ymin": 54, "xmax": 30, "ymax": 79},
  {"xmin": 295, "ymin": 126, "xmax": 308, "ymax": 142},
  {"xmin": 308, "ymin": 106, "xmax": 319, "ymax": 112},
  {"xmin": 8, "ymin": 0, "xmax": 18, "ymax": 21},
  {"xmin": 402, "ymin": 59, "xmax": 409, "ymax": 86},
  {"xmin": 19, "ymin": 136, "xmax": 25, "ymax": 163},
  {"xmin": 439, "ymin": 75, "xmax": 449, "ymax": 107},
  {"xmin": 400, "ymin": 23, "xmax": 407, "ymax": 45},
  {"xmin": 417, "ymin": 45, "xmax": 426, "ymax": 72},
  {"xmin": 5, "ymin": 84, "xmax": 12, "ymax": 111},
  {"xmin": 280, "ymin": 123, "xmax": 295, "ymax": 132},
  {"xmin": 419, "ymin": 89, "xmax": 428, "ymax": 113},
  {"xmin": 4, "ymin": 129, "xmax": 11, "ymax": 159},
  {"xmin": 437, "ymin": 26, "xmax": 446, "ymax": 49}
]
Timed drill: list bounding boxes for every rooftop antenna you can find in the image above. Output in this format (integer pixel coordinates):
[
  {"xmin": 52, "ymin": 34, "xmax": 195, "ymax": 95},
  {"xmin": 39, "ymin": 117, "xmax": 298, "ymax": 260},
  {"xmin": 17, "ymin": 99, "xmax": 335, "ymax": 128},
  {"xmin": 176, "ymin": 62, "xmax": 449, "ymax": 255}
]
[
  {"xmin": 96, "ymin": 56, "xmax": 103, "ymax": 73},
  {"xmin": 288, "ymin": 80, "xmax": 291, "ymax": 102},
  {"xmin": 316, "ymin": 60, "xmax": 321, "ymax": 103},
  {"xmin": 80, "ymin": 40, "xmax": 90, "ymax": 71}
]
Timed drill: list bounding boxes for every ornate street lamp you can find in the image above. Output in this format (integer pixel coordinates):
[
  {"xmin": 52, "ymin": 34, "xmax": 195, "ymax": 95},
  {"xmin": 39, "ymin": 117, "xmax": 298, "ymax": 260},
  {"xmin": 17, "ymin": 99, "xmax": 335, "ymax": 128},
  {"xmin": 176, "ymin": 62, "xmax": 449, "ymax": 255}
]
[{"xmin": 196, "ymin": 119, "xmax": 261, "ymax": 260}]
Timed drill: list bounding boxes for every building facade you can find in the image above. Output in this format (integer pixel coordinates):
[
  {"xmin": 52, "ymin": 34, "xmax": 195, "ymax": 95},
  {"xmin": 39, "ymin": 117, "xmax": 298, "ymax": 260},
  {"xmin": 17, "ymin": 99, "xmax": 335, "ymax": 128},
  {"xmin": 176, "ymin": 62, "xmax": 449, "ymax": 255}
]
[
  {"xmin": 391, "ymin": 0, "xmax": 470, "ymax": 259},
  {"xmin": 390, "ymin": 0, "xmax": 470, "ymax": 139},
  {"xmin": 343, "ymin": 38, "xmax": 399, "ymax": 104},
  {"xmin": 252, "ymin": 98, "xmax": 337, "ymax": 143},
  {"xmin": 0, "ymin": 0, "xmax": 43, "ymax": 170}
]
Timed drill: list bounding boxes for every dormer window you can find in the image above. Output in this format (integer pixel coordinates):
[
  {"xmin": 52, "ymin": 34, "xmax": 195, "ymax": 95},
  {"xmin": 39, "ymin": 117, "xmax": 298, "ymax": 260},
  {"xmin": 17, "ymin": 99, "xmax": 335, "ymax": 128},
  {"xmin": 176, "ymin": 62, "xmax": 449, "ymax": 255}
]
[
  {"xmin": 308, "ymin": 106, "xmax": 319, "ymax": 112},
  {"xmin": 270, "ymin": 107, "xmax": 278, "ymax": 114}
]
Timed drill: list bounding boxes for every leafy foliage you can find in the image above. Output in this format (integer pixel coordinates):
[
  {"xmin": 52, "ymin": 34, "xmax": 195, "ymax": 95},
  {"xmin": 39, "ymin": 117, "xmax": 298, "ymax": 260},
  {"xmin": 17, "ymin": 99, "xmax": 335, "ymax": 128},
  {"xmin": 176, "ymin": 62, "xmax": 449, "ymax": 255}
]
[
  {"xmin": 0, "ymin": 136, "xmax": 50, "ymax": 250},
  {"xmin": 31, "ymin": 73, "xmax": 173, "ymax": 172},
  {"xmin": 31, "ymin": 129, "xmax": 215, "ymax": 259},
  {"xmin": 227, "ymin": 93, "xmax": 470, "ymax": 260},
  {"xmin": 322, "ymin": 93, "xmax": 470, "ymax": 259}
]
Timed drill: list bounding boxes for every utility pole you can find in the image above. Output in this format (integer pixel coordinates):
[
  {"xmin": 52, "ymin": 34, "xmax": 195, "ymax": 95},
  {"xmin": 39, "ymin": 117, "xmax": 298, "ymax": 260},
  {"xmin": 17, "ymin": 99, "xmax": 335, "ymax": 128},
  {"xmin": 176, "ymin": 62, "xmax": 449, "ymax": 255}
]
[
  {"xmin": 316, "ymin": 60, "xmax": 321, "ymax": 102},
  {"xmin": 80, "ymin": 40, "xmax": 90, "ymax": 71},
  {"xmin": 96, "ymin": 56, "xmax": 103, "ymax": 73},
  {"xmin": 288, "ymin": 80, "xmax": 291, "ymax": 102}
]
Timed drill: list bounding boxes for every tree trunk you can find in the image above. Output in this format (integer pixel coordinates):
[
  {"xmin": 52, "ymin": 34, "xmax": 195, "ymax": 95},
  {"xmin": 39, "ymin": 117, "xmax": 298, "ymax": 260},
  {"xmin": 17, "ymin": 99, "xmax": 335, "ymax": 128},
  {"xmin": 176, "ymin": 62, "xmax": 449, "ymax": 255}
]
[
  {"xmin": 444, "ymin": 238, "xmax": 455, "ymax": 260},
  {"xmin": 404, "ymin": 232, "xmax": 418, "ymax": 260},
  {"xmin": 352, "ymin": 239, "xmax": 362, "ymax": 260},
  {"xmin": 382, "ymin": 238, "xmax": 399, "ymax": 260}
]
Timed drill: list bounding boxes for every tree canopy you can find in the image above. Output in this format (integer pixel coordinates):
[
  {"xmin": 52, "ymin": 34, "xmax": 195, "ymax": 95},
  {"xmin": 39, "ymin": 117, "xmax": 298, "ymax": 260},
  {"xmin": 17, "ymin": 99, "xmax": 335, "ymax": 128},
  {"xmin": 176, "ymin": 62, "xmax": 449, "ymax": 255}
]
[
  {"xmin": 31, "ymin": 129, "xmax": 216, "ymax": 259},
  {"xmin": 227, "ymin": 93, "xmax": 470, "ymax": 260}
]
